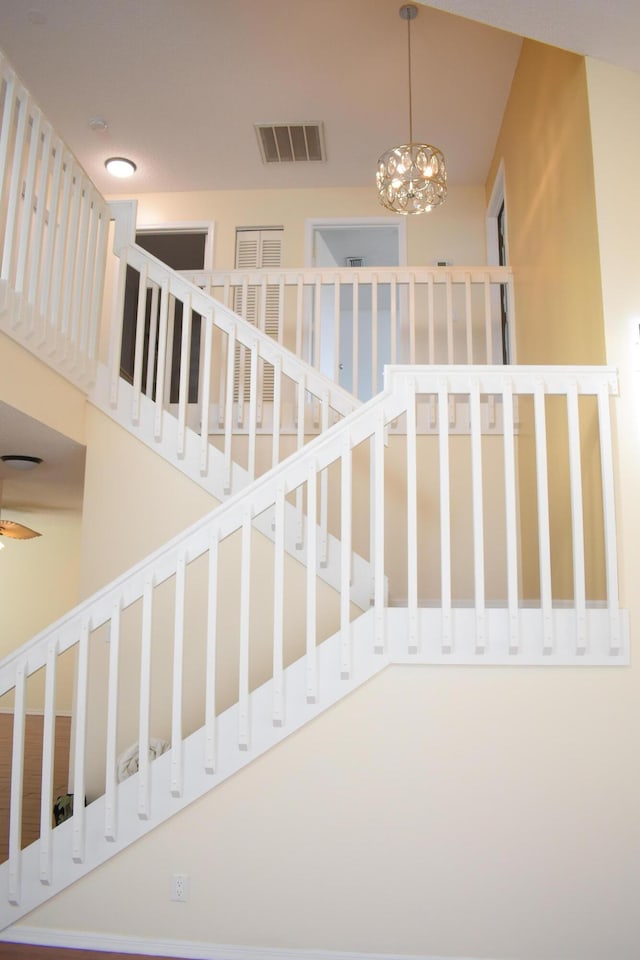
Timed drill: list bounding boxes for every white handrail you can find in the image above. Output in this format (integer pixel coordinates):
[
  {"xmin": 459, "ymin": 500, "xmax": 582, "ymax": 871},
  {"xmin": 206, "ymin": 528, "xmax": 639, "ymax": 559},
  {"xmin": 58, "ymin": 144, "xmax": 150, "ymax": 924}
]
[
  {"xmin": 0, "ymin": 51, "xmax": 110, "ymax": 389},
  {"xmin": 108, "ymin": 244, "xmax": 361, "ymax": 482},
  {"xmin": 183, "ymin": 264, "xmax": 515, "ymax": 397},
  {"xmin": 0, "ymin": 363, "xmax": 620, "ymax": 686}
]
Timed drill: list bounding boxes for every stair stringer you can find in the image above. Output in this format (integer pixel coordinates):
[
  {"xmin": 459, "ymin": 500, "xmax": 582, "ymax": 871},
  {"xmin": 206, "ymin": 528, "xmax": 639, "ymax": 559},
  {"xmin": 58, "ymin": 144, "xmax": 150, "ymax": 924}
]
[
  {"xmin": 90, "ymin": 362, "xmax": 378, "ymax": 611},
  {"xmin": 0, "ymin": 608, "xmax": 387, "ymax": 930}
]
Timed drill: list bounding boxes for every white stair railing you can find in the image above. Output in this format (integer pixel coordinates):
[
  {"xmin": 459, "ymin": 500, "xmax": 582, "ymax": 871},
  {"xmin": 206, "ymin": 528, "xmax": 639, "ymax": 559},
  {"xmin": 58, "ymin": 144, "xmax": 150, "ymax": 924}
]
[
  {"xmin": 108, "ymin": 243, "xmax": 361, "ymax": 489},
  {"xmin": 0, "ymin": 52, "xmax": 110, "ymax": 388},
  {"xmin": 102, "ymin": 247, "xmax": 514, "ymax": 586},
  {"xmin": 103, "ymin": 243, "xmax": 377, "ymax": 606},
  {"xmin": 0, "ymin": 363, "xmax": 625, "ymax": 929},
  {"xmin": 184, "ymin": 264, "xmax": 514, "ymax": 398}
]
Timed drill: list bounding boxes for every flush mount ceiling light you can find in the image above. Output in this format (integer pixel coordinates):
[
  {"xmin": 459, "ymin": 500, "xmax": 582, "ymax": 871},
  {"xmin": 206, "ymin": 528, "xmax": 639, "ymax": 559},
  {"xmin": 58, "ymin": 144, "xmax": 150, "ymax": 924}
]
[
  {"xmin": 105, "ymin": 156, "xmax": 137, "ymax": 178},
  {"xmin": 377, "ymin": 4, "xmax": 447, "ymax": 215},
  {"xmin": 1, "ymin": 455, "xmax": 43, "ymax": 471}
]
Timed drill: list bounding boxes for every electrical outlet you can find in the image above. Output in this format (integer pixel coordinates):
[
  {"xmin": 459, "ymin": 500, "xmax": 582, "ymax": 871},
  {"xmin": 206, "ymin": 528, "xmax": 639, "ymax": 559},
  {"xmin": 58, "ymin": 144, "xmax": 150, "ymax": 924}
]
[{"xmin": 171, "ymin": 873, "xmax": 189, "ymax": 902}]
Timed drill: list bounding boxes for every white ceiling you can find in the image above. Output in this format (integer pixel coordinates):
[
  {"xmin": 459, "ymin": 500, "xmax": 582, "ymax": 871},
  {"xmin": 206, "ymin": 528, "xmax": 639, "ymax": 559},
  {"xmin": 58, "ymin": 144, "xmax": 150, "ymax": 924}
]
[
  {"xmin": 0, "ymin": 1, "xmax": 633, "ymax": 195},
  {"xmin": 425, "ymin": 0, "xmax": 640, "ymax": 75},
  {"xmin": 0, "ymin": 0, "xmax": 522, "ymax": 194},
  {"xmin": 2, "ymin": 0, "xmax": 633, "ymax": 198}
]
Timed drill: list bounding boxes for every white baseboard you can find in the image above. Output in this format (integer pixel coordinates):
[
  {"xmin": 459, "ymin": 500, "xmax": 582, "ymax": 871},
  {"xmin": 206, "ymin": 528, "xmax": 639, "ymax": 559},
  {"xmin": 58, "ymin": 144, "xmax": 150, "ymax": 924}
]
[{"xmin": 1, "ymin": 926, "xmax": 491, "ymax": 960}]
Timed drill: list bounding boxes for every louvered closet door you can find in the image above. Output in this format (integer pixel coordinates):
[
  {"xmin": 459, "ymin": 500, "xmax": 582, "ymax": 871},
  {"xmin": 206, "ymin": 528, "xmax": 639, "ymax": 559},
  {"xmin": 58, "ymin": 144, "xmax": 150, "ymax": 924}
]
[{"xmin": 233, "ymin": 228, "xmax": 283, "ymax": 401}]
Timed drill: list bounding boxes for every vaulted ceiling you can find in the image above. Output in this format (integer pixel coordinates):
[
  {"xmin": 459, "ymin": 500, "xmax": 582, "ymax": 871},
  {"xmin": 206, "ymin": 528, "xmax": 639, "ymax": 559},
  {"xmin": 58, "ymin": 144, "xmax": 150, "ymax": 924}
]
[
  {"xmin": 0, "ymin": 1, "xmax": 635, "ymax": 197},
  {"xmin": 0, "ymin": 0, "xmax": 522, "ymax": 194}
]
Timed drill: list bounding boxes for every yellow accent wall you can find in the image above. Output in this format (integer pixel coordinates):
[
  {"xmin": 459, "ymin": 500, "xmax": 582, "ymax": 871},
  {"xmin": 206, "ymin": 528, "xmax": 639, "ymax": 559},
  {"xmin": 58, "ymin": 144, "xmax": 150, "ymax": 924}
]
[
  {"xmin": 486, "ymin": 40, "xmax": 605, "ymax": 365},
  {"xmin": 487, "ymin": 40, "xmax": 607, "ymax": 600}
]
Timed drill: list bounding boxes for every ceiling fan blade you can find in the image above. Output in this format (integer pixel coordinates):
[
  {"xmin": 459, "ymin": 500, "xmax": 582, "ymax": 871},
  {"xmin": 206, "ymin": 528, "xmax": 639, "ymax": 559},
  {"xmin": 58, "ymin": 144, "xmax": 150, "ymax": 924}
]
[{"xmin": 0, "ymin": 519, "xmax": 42, "ymax": 540}]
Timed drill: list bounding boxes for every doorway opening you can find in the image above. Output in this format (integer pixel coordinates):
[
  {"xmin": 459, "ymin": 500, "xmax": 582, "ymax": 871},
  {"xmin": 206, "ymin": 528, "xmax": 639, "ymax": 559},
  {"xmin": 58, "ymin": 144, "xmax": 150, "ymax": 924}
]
[
  {"xmin": 486, "ymin": 164, "xmax": 511, "ymax": 363},
  {"xmin": 120, "ymin": 223, "xmax": 213, "ymax": 404},
  {"xmin": 305, "ymin": 218, "xmax": 406, "ymax": 400},
  {"xmin": 496, "ymin": 201, "xmax": 509, "ymax": 364}
]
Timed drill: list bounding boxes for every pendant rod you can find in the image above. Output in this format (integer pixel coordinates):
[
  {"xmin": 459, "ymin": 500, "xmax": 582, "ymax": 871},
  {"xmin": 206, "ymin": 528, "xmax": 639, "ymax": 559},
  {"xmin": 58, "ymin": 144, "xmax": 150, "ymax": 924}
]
[{"xmin": 407, "ymin": 9, "xmax": 413, "ymax": 144}]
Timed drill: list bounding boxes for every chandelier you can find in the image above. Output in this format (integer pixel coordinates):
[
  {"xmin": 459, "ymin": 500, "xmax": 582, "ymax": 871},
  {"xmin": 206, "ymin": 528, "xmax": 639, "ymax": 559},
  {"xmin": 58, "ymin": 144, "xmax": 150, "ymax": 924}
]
[{"xmin": 377, "ymin": 4, "xmax": 447, "ymax": 215}]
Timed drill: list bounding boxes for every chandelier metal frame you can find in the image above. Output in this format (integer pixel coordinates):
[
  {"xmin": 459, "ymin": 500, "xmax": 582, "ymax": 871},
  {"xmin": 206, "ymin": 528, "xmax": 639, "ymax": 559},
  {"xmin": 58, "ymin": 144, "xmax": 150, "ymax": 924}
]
[{"xmin": 377, "ymin": 4, "xmax": 447, "ymax": 215}]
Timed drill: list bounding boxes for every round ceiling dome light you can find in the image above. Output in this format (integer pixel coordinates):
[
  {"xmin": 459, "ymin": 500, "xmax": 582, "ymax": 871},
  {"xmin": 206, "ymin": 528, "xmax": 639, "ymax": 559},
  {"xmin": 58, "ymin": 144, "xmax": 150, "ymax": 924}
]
[
  {"xmin": 105, "ymin": 156, "xmax": 137, "ymax": 178},
  {"xmin": 1, "ymin": 455, "xmax": 43, "ymax": 471}
]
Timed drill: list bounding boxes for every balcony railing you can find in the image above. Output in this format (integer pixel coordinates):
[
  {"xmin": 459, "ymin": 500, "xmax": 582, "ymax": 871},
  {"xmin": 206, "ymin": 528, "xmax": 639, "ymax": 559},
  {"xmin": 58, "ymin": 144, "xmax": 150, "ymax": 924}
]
[
  {"xmin": 183, "ymin": 265, "xmax": 514, "ymax": 400},
  {"xmin": 0, "ymin": 52, "xmax": 110, "ymax": 388}
]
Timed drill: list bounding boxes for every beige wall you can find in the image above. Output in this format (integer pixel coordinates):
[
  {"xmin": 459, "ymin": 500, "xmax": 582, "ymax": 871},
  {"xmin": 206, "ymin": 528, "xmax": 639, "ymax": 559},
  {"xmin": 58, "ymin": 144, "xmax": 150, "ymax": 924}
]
[
  {"xmin": 120, "ymin": 183, "xmax": 489, "ymax": 270},
  {"xmin": 0, "ymin": 503, "xmax": 83, "ymax": 654},
  {"xmin": 0, "ymin": 498, "xmax": 83, "ymax": 712},
  {"xmin": 0, "ymin": 342, "xmax": 87, "ymax": 708},
  {"xmin": 79, "ymin": 406, "xmax": 217, "ymax": 594},
  {"xmin": 0, "ymin": 338, "xmax": 86, "ymax": 445},
  {"xmin": 21, "ymin": 664, "xmax": 640, "ymax": 959},
  {"xmin": 586, "ymin": 58, "xmax": 640, "ymax": 616}
]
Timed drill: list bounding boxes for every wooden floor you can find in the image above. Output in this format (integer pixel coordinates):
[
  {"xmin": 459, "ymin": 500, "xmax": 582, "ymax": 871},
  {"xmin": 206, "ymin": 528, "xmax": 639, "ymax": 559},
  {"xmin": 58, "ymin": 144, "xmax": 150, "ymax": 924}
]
[{"xmin": 0, "ymin": 943, "xmax": 185, "ymax": 959}]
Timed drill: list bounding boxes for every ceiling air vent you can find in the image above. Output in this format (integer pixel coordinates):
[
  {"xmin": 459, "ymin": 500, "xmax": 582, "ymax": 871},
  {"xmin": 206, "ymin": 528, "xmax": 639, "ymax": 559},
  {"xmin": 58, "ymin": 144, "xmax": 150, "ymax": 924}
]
[{"xmin": 256, "ymin": 123, "xmax": 325, "ymax": 163}]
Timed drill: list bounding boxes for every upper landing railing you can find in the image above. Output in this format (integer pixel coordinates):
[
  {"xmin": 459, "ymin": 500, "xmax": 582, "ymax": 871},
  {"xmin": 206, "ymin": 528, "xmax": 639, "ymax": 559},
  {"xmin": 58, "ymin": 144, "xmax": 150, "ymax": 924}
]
[
  {"xmin": 184, "ymin": 265, "xmax": 514, "ymax": 401},
  {"xmin": 110, "ymin": 247, "xmax": 513, "ymax": 507},
  {"xmin": 0, "ymin": 53, "xmax": 110, "ymax": 387}
]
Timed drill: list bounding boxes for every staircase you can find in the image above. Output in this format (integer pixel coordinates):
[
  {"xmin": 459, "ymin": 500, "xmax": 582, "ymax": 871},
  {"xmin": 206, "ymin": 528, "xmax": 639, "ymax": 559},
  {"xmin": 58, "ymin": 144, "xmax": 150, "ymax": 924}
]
[
  {"xmin": 91, "ymin": 238, "xmax": 375, "ymax": 610},
  {"xmin": 0, "ymin": 357, "xmax": 627, "ymax": 928},
  {"xmin": 0, "ymin": 48, "xmax": 628, "ymax": 935}
]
